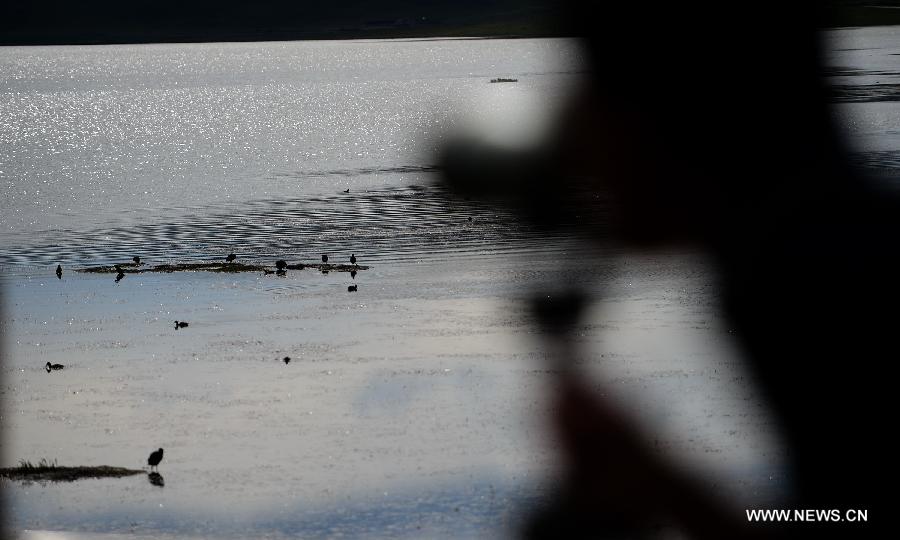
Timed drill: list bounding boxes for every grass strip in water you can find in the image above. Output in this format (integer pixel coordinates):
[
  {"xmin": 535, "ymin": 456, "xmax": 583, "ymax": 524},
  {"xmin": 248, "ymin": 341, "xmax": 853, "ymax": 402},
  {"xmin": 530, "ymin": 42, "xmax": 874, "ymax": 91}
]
[
  {"xmin": 1, "ymin": 459, "xmax": 145, "ymax": 482},
  {"xmin": 77, "ymin": 262, "xmax": 370, "ymax": 274}
]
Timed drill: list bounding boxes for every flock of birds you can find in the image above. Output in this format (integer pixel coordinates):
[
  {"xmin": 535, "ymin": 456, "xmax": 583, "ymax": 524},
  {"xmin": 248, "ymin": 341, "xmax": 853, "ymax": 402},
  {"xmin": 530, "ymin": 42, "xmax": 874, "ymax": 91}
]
[{"xmin": 48, "ymin": 252, "xmax": 364, "ymax": 474}]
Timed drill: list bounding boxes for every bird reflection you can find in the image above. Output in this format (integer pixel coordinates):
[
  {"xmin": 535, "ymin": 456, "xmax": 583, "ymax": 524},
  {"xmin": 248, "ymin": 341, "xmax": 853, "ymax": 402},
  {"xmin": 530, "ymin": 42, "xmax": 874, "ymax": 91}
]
[
  {"xmin": 350, "ymin": 270, "xmax": 357, "ymax": 279},
  {"xmin": 147, "ymin": 472, "xmax": 165, "ymax": 487}
]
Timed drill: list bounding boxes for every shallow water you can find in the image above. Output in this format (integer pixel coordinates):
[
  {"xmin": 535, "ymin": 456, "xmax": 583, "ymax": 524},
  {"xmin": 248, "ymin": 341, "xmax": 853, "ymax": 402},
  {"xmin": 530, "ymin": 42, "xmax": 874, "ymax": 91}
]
[{"xmin": 1, "ymin": 28, "xmax": 896, "ymax": 538}]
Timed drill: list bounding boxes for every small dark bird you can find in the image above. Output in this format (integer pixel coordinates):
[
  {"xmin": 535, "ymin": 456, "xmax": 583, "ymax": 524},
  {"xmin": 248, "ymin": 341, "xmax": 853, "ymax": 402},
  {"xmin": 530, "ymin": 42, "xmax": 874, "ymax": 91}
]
[
  {"xmin": 276, "ymin": 268, "xmax": 286, "ymax": 276},
  {"xmin": 147, "ymin": 448, "xmax": 164, "ymax": 471},
  {"xmin": 56, "ymin": 264, "xmax": 62, "ymax": 279},
  {"xmin": 133, "ymin": 256, "xmax": 141, "ymax": 265},
  {"xmin": 115, "ymin": 270, "xmax": 125, "ymax": 283},
  {"xmin": 350, "ymin": 270, "xmax": 357, "ymax": 279},
  {"xmin": 45, "ymin": 361, "xmax": 64, "ymax": 373},
  {"xmin": 350, "ymin": 254, "xmax": 356, "ymax": 264},
  {"xmin": 348, "ymin": 284, "xmax": 358, "ymax": 292},
  {"xmin": 343, "ymin": 188, "xmax": 350, "ymax": 193},
  {"xmin": 226, "ymin": 253, "xmax": 236, "ymax": 263},
  {"xmin": 174, "ymin": 320, "xmax": 189, "ymax": 329},
  {"xmin": 283, "ymin": 356, "xmax": 291, "ymax": 364},
  {"xmin": 321, "ymin": 254, "xmax": 328, "ymax": 263},
  {"xmin": 275, "ymin": 260, "xmax": 287, "ymax": 270}
]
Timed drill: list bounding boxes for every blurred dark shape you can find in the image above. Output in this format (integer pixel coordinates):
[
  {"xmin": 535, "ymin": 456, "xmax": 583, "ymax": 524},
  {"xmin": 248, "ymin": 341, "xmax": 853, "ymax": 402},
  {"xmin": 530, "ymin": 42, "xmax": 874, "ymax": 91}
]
[
  {"xmin": 350, "ymin": 254, "xmax": 357, "ymax": 265},
  {"xmin": 350, "ymin": 269, "xmax": 358, "ymax": 279},
  {"xmin": 283, "ymin": 356, "xmax": 291, "ymax": 364},
  {"xmin": 115, "ymin": 270, "xmax": 125, "ymax": 283},
  {"xmin": 442, "ymin": 1, "xmax": 887, "ymax": 537},
  {"xmin": 174, "ymin": 320, "xmax": 189, "ymax": 329},
  {"xmin": 55, "ymin": 264, "xmax": 62, "ymax": 279},
  {"xmin": 45, "ymin": 362, "xmax": 64, "ymax": 373},
  {"xmin": 322, "ymin": 254, "xmax": 329, "ymax": 263},
  {"xmin": 133, "ymin": 256, "xmax": 141, "ymax": 265},
  {"xmin": 148, "ymin": 471, "xmax": 165, "ymax": 487},
  {"xmin": 276, "ymin": 260, "xmax": 287, "ymax": 270},
  {"xmin": 225, "ymin": 253, "xmax": 237, "ymax": 263}
]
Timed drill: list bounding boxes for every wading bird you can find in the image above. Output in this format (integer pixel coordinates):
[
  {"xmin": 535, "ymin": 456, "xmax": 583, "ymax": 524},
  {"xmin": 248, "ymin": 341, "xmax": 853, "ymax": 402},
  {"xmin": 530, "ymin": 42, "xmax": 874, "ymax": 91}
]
[
  {"xmin": 321, "ymin": 254, "xmax": 328, "ymax": 263},
  {"xmin": 275, "ymin": 260, "xmax": 287, "ymax": 270},
  {"xmin": 115, "ymin": 270, "xmax": 125, "ymax": 283},
  {"xmin": 56, "ymin": 265, "xmax": 62, "ymax": 279},
  {"xmin": 45, "ymin": 362, "xmax": 64, "ymax": 372},
  {"xmin": 133, "ymin": 256, "xmax": 141, "ymax": 265},
  {"xmin": 147, "ymin": 448, "xmax": 164, "ymax": 472},
  {"xmin": 348, "ymin": 284, "xmax": 358, "ymax": 292},
  {"xmin": 283, "ymin": 357, "xmax": 291, "ymax": 364},
  {"xmin": 225, "ymin": 253, "xmax": 236, "ymax": 263},
  {"xmin": 174, "ymin": 320, "xmax": 189, "ymax": 329},
  {"xmin": 350, "ymin": 254, "xmax": 356, "ymax": 264}
]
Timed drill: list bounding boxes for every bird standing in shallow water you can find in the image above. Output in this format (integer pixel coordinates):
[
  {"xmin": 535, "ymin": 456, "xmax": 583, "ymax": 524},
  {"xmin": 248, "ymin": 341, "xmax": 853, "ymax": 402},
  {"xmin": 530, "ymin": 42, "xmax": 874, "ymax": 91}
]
[
  {"xmin": 56, "ymin": 265, "xmax": 62, "ymax": 279},
  {"xmin": 348, "ymin": 284, "xmax": 358, "ymax": 292},
  {"xmin": 45, "ymin": 362, "xmax": 64, "ymax": 373},
  {"xmin": 283, "ymin": 356, "xmax": 291, "ymax": 364},
  {"xmin": 226, "ymin": 253, "xmax": 236, "ymax": 263},
  {"xmin": 133, "ymin": 256, "xmax": 141, "ymax": 265},
  {"xmin": 275, "ymin": 260, "xmax": 287, "ymax": 270},
  {"xmin": 350, "ymin": 254, "xmax": 356, "ymax": 265},
  {"xmin": 174, "ymin": 320, "xmax": 189, "ymax": 329},
  {"xmin": 321, "ymin": 254, "xmax": 328, "ymax": 263},
  {"xmin": 148, "ymin": 448, "xmax": 164, "ymax": 472}
]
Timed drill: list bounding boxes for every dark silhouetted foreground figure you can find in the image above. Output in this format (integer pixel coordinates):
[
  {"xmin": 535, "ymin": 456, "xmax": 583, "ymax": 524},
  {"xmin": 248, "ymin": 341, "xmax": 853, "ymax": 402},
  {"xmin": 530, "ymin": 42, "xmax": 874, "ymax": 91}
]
[
  {"xmin": 275, "ymin": 259, "xmax": 287, "ymax": 270},
  {"xmin": 45, "ymin": 362, "xmax": 64, "ymax": 373},
  {"xmin": 442, "ymin": 2, "xmax": 886, "ymax": 538},
  {"xmin": 174, "ymin": 320, "xmax": 188, "ymax": 329},
  {"xmin": 321, "ymin": 254, "xmax": 328, "ymax": 263},
  {"xmin": 350, "ymin": 254, "xmax": 356, "ymax": 264},
  {"xmin": 147, "ymin": 448, "xmax": 163, "ymax": 472},
  {"xmin": 225, "ymin": 253, "xmax": 236, "ymax": 263},
  {"xmin": 55, "ymin": 264, "xmax": 62, "ymax": 279},
  {"xmin": 283, "ymin": 356, "xmax": 291, "ymax": 364},
  {"xmin": 347, "ymin": 284, "xmax": 357, "ymax": 292},
  {"xmin": 133, "ymin": 256, "xmax": 141, "ymax": 265}
]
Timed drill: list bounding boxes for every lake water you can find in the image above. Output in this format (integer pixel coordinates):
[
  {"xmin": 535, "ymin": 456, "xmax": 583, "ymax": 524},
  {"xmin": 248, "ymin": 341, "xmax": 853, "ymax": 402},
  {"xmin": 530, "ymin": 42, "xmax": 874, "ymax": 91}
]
[{"xmin": 1, "ymin": 30, "xmax": 898, "ymax": 538}]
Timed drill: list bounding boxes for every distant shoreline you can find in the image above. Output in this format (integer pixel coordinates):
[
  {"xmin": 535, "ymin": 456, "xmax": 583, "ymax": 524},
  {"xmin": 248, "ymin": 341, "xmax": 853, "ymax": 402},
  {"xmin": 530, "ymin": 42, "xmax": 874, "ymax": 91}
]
[{"xmin": 4, "ymin": 4, "xmax": 898, "ymax": 47}]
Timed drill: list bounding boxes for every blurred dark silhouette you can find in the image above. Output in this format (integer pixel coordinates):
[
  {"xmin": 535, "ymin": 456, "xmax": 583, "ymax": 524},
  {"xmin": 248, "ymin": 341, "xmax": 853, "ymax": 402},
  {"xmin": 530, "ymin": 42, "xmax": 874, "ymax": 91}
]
[{"xmin": 442, "ymin": 1, "xmax": 887, "ymax": 538}]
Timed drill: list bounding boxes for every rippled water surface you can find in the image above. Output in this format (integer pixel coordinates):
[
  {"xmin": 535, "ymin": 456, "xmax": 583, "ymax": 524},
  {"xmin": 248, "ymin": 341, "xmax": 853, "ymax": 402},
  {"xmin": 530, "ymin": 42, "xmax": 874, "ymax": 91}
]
[{"xmin": 1, "ymin": 38, "xmax": 583, "ymax": 264}]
